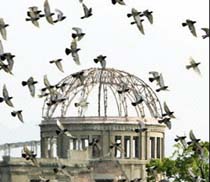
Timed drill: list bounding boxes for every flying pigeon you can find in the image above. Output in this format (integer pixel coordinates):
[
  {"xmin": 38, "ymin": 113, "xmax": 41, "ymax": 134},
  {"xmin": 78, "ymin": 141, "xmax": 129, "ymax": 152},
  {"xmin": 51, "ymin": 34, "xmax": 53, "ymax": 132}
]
[
  {"xmin": 187, "ymin": 130, "xmax": 200, "ymax": 145},
  {"xmin": 0, "ymin": 84, "xmax": 14, "ymax": 107},
  {"xmin": 49, "ymin": 59, "xmax": 64, "ymax": 72},
  {"xmin": 182, "ymin": 19, "xmax": 197, "ymax": 37},
  {"xmin": 158, "ymin": 117, "xmax": 171, "ymax": 129},
  {"xmin": 22, "ymin": 77, "xmax": 38, "ymax": 97},
  {"xmin": 26, "ymin": 6, "xmax": 44, "ymax": 27},
  {"xmin": 156, "ymin": 73, "xmax": 169, "ymax": 92},
  {"xmin": 132, "ymin": 94, "xmax": 145, "ymax": 106},
  {"xmin": 140, "ymin": 10, "xmax": 153, "ymax": 24},
  {"xmin": 11, "ymin": 110, "xmax": 24, "ymax": 123},
  {"xmin": 127, "ymin": 8, "xmax": 144, "ymax": 35},
  {"xmin": 186, "ymin": 57, "xmax": 201, "ymax": 75},
  {"xmin": 22, "ymin": 145, "xmax": 39, "ymax": 167},
  {"xmin": 89, "ymin": 138, "xmax": 102, "ymax": 151},
  {"xmin": 117, "ymin": 84, "xmax": 129, "ymax": 94},
  {"xmin": 72, "ymin": 71, "xmax": 85, "ymax": 85},
  {"xmin": 56, "ymin": 120, "xmax": 75, "ymax": 138},
  {"xmin": 81, "ymin": 3, "xmax": 92, "ymax": 19},
  {"xmin": 148, "ymin": 71, "xmax": 160, "ymax": 82},
  {"xmin": 72, "ymin": 27, "xmax": 85, "ymax": 41},
  {"xmin": 93, "ymin": 55, "xmax": 107, "ymax": 68},
  {"xmin": 174, "ymin": 135, "xmax": 187, "ymax": 149},
  {"xmin": 43, "ymin": 0, "xmax": 55, "ymax": 24},
  {"xmin": 53, "ymin": 9, "xmax": 66, "ymax": 23},
  {"xmin": 133, "ymin": 120, "xmax": 147, "ymax": 133},
  {"xmin": 65, "ymin": 39, "xmax": 81, "ymax": 65},
  {"xmin": 201, "ymin": 28, "xmax": 209, "ymax": 39},
  {"xmin": 162, "ymin": 102, "xmax": 175, "ymax": 118}
]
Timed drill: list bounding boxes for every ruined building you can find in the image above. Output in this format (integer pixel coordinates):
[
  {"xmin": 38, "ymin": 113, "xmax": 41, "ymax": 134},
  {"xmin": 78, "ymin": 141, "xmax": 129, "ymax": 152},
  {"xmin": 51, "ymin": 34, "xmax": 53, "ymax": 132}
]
[{"xmin": 0, "ymin": 68, "xmax": 166, "ymax": 182}]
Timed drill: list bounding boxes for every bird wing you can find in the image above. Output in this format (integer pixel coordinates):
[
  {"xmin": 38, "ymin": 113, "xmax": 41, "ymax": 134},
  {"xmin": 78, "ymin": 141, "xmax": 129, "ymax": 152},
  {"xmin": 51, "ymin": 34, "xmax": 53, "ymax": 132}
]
[
  {"xmin": 3, "ymin": 84, "xmax": 9, "ymax": 98},
  {"xmin": 165, "ymin": 119, "xmax": 171, "ymax": 129},
  {"xmin": 189, "ymin": 130, "xmax": 197, "ymax": 141},
  {"xmin": 0, "ymin": 40, "xmax": 4, "ymax": 56},
  {"xmin": 0, "ymin": 18, "xmax": 7, "ymax": 40},
  {"xmin": 72, "ymin": 52, "xmax": 80, "ymax": 65},
  {"xmin": 147, "ymin": 13, "xmax": 153, "ymax": 24},
  {"xmin": 23, "ymin": 145, "xmax": 31, "ymax": 155},
  {"xmin": 28, "ymin": 77, "xmax": 36, "ymax": 97},
  {"xmin": 65, "ymin": 131, "xmax": 75, "ymax": 138},
  {"xmin": 43, "ymin": 75, "xmax": 51, "ymax": 87},
  {"xmin": 17, "ymin": 111, "xmax": 24, "ymax": 123},
  {"xmin": 44, "ymin": 0, "xmax": 54, "ymax": 24},
  {"xmin": 189, "ymin": 57, "xmax": 196, "ymax": 65},
  {"xmin": 117, "ymin": 0, "xmax": 126, "ymax": 5},
  {"xmin": 72, "ymin": 27, "xmax": 82, "ymax": 34},
  {"xmin": 201, "ymin": 28, "xmax": 209, "ymax": 34},
  {"xmin": 82, "ymin": 3, "xmax": 89, "ymax": 15},
  {"xmin": 56, "ymin": 119, "xmax": 65, "ymax": 131},
  {"xmin": 55, "ymin": 9, "xmax": 64, "ymax": 21},
  {"xmin": 149, "ymin": 71, "xmax": 159, "ymax": 77},
  {"xmin": 163, "ymin": 102, "xmax": 171, "ymax": 114},
  {"xmin": 55, "ymin": 60, "xmax": 64, "ymax": 72},
  {"xmin": 137, "ymin": 120, "xmax": 145, "ymax": 128},
  {"xmin": 157, "ymin": 73, "xmax": 165, "ymax": 87}
]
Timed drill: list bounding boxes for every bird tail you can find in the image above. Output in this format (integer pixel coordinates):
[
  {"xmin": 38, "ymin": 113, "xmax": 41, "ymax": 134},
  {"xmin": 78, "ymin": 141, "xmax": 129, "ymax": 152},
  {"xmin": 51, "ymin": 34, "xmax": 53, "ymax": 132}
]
[
  {"xmin": 21, "ymin": 81, "xmax": 28, "ymax": 86},
  {"xmin": 65, "ymin": 48, "xmax": 72, "ymax": 55},
  {"xmin": 182, "ymin": 23, "xmax": 187, "ymax": 27},
  {"xmin": 0, "ymin": 97, "xmax": 4, "ymax": 103},
  {"xmin": 127, "ymin": 13, "xmax": 132, "ymax": 18}
]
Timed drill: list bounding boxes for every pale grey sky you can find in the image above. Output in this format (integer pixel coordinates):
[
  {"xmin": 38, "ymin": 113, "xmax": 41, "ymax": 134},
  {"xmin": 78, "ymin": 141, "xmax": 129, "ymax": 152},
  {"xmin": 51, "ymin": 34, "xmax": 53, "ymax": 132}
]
[{"xmin": 0, "ymin": 0, "xmax": 209, "ymax": 156}]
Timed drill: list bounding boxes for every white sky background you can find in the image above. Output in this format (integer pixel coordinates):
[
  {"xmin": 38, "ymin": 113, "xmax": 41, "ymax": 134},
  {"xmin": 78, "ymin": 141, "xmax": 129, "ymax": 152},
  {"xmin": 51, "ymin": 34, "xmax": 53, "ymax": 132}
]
[{"xmin": 0, "ymin": 0, "xmax": 209, "ymax": 156}]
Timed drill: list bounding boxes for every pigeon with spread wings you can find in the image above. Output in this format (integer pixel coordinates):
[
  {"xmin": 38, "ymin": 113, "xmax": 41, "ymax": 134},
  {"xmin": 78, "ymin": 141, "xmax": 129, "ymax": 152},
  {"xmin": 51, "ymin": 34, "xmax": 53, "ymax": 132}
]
[
  {"xmin": 127, "ymin": 8, "xmax": 144, "ymax": 35},
  {"xmin": 162, "ymin": 102, "xmax": 175, "ymax": 118},
  {"xmin": 81, "ymin": 3, "xmax": 92, "ymax": 19},
  {"xmin": 22, "ymin": 146, "xmax": 39, "ymax": 167},
  {"xmin": 93, "ymin": 55, "xmax": 107, "ymax": 69},
  {"xmin": 156, "ymin": 73, "xmax": 169, "ymax": 92},
  {"xmin": 186, "ymin": 57, "xmax": 201, "ymax": 75},
  {"xmin": 72, "ymin": 27, "xmax": 85, "ymax": 41},
  {"xmin": 53, "ymin": 9, "xmax": 66, "ymax": 23},
  {"xmin": 111, "ymin": 0, "xmax": 126, "ymax": 5},
  {"xmin": 11, "ymin": 110, "xmax": 24, "ymax": 123},
  {"xmin": 65, "ymin": 39, "xmax": 81, "ymax": 65},
  {"xmin": 0, "ymin": 84, "xmax": 14, "ymax": 107},
  {"xmin": 43, "ymin": 0, "xmax": 55, "ymax": 24},
  {"xmin": 56, "ymin": 120, "xmax": 75, "ymax": 138},
  {"xmin": 22, "ymin": 77, "xmax": 38, "ymax": 97},
  {"xmin": 182, "ymin": 19, "xmax": 197, "ymax": 37},
  {"xmin": 49, "ymin": 59, "xmax": 64, "ymax": 72}
]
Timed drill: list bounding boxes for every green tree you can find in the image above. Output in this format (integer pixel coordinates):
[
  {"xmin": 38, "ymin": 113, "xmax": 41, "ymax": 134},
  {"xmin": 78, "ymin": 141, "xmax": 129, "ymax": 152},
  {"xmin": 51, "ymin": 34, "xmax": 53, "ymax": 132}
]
[{"xmin": 146, "ymin": 136, "xmax": 209, "ymax": 182}]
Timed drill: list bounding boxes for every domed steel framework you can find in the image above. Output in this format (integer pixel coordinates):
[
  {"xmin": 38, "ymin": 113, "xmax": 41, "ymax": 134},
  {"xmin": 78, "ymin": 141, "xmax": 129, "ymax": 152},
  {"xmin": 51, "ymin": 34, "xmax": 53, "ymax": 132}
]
[{"xmin": 42, "ymin": 68, "xmax": 163, "ymax": 119}]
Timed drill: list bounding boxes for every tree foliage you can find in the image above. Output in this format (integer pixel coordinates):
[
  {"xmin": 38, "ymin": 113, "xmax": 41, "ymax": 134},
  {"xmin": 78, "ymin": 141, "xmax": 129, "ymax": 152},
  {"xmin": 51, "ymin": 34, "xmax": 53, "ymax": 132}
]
[{"xmin": 146, "ymin": 138, "xmax": 209, "ymax": 182}]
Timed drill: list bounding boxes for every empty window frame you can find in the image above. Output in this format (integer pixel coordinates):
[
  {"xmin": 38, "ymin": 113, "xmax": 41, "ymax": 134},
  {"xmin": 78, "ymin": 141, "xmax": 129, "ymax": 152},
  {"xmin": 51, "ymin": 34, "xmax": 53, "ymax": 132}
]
[
  {"xmin": 150, "ymin": 137, "xmax": 155, "ymax": 159},
  {"xmin": 132, "ymin": 136, "xmax": 140, "ymax": 158},
  {"xmin": 156, "ymin": 137, "xmax": 161, "ymax": 159},
  {"xmin": 124, "ymin": 136, "xmax": 131, "ymax": 158}
]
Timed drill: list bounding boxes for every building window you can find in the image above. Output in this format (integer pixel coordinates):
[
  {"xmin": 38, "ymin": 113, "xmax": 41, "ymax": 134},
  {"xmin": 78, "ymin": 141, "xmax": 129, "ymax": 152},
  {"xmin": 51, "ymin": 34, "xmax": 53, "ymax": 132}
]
[
  {"xmin": 81, "ymin": 136, "xmax": 89, "ymax": 150},
  {"xmin": 150, "ymin": 137, "xmax": 155, "ymax": 159},
  {"xmin": 157, "ymin": 137, "xmax": 161, "ymax": 159},
  {"xmin": 132, "ymin": 136, "xmax": 139, "ymax": 158},
  {"xmin": 114, "ymin": 136, "xmax": 122, "ymax": 158},
  {"xmin": 124, "ymin": 136, "xmax": 131, "ymax": 158}
]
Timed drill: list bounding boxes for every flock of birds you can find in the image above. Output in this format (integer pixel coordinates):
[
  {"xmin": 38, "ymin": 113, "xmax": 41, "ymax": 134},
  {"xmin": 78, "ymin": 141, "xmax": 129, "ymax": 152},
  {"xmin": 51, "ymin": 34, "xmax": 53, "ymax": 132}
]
[{"xmin": 0, "ymin": 0, "xmax": 208, "ymax": 181}]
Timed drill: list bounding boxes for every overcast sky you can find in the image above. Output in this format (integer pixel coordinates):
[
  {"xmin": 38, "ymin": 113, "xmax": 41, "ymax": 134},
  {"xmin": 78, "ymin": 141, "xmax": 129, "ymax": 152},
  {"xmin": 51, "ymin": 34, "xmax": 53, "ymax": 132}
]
[{"xmin": 0, "ymin": 0, "xmax": 209, "ymax": 156}]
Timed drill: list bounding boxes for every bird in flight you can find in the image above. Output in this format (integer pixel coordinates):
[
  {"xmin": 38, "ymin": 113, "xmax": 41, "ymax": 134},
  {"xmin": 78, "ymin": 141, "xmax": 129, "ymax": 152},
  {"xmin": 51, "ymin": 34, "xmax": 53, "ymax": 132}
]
[
  {"xmin": 81, "ymin": 3, "xmax": 92, "ymax": 19},
  {"xmin": 162, "ymin": 102, "xmax": 175, "ymax": 118},
  {"xmin": 11, "ymin": 110, "xmax": 24, "ymax": 123},
  {"xmin": 156, "ymin": 73, "xmax": 169, "ymax": 92},
  {"xmin": 148, "ymin": 71, "xmax": 160, "ymax": 82},
  {"xmin": 53, "ymin": 9, "xmax": 66, "ymax": 23},
  {"xmin": 182, "ymin": 19, "xmax": 197, "ymax": 37},
  {"xmin": 49, "ymin": 59, "xmax": 64, "ymax": 72},
  {"xmin": 21, "ymin": 77, "xmax": 38, "ymax": 97},
  {"xmin": 133, "ymin": 120, "xmax": 147, "ymax": 133},
  {"xmin": 186, "ymin": 57, "xmax": 201, "ymax": 75},
  {"xmin": 56, "ymin": 120, "xmax": 75, "ymax": 138},
  {"xmin": 0, "ymin": 84, "xmax": 14, "ymax": 107},
  {"xmin": 140, "ymin": 10, "xmax": 153, "ymax": 24},
  {"xmin": 43, "ymin": 0, "xmax": 55, "ymax": 24},
  {"xmin": 72, "ymin": 27, "xmax": 85, "ymax": 41},
  {"xmin": 201, "ymin": 28, "xmax": 209, "ymax": 39},
  {"xmin": 127, "ymin": 8, "xmax": 144, "ymax": 35},
  {"xmin": 158, "ymin": 117, "xmax": 171, "ymax": 129},
  {"xmin": 93, "ymin": 55, "xmax": 107, "ymax": 69},
  {"xmin": 22, "ymin": 145, "xmax": 39, "ymax": 167},
  {"xmin": 65, "ymin": 39, "xmax": 81, "ymax": 65}
]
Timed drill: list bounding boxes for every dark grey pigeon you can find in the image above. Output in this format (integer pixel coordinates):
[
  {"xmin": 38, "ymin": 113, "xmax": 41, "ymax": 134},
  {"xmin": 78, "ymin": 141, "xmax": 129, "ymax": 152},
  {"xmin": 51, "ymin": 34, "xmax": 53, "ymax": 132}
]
[
  {"xmin": 140, "ymin": 10, "xmax": 153, "ymax": 24},
  {"xmin": 201, "ymin": 28, "xmax": 209, "ymax": 39},
  {"xmin": 182, "ymin": 19, "xmax": 197, "ymax": 37},
  {"xmin": 81, "ymin": 3, "xmax": 92, "ymax": 19},
  {"xmin": 11, "ymin": 110, "xmax": 24, "ymax": 123},
  {"xmin": 22, "ymin": 77, "xmax": 38, "ymax": 97}
]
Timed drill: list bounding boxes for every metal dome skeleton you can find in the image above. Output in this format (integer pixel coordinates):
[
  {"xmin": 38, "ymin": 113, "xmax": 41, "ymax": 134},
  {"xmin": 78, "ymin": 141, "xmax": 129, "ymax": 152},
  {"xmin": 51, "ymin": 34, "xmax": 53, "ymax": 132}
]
[{"xmin": 42, "ymin": 68, "xmax": 163, "ymax": 118}]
